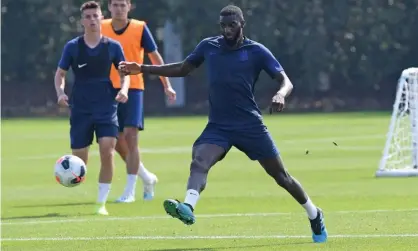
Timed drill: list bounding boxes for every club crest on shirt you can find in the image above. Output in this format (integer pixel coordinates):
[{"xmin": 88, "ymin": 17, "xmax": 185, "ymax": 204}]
[{"xmin": 238, "ymin": 50, "xmax": 248, "ymax": 61}]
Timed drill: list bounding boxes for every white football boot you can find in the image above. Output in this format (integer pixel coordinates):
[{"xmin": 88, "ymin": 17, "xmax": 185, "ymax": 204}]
[
  {"xmin": 115, "ymin": 193, "xmax": 136, "ymax": 203},
  {"xmin": 143, "ymin": 173, "xmax": 158, "ymax": 201}
]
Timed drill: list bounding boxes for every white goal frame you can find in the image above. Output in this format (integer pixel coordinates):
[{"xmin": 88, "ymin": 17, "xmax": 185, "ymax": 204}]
[{"xmin": 376, "ymin": 67, "xmax": 418, "ymax": 177}]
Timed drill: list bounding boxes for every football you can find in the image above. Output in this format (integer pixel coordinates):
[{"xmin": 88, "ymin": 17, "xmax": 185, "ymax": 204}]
[{"xmin": 54, "ymin": 155, "xmax": 87, "ymax": 187}]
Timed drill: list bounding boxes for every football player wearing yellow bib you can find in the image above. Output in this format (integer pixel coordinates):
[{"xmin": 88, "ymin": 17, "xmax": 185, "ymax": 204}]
[{"xmin": 102, "ymin": 0, "xmax": 176, "ymax": 203}]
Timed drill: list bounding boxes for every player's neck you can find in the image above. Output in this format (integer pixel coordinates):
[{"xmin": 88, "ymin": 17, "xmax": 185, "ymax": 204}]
[
  {"xmin": 236, "ymin": 35, "xmax": 244, "ymax": 46},
  {"xmin": 84, "ymin": 32, "xmax": 102, "ymax": 47},
  {"xmin": 111, "ymin": 18, "xmax": 129, "ymax": 30},
  {"xmin": 225, "ymin": 35, "xmax": 244, "ymax": 49}
]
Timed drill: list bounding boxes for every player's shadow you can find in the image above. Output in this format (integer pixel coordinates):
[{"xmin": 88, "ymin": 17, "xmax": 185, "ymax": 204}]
[
  {"xmin": 13, "ymin": 202, "xmax": 96, "ymax": 208},
  {"xmin": 1, "ymin": 213, "xmax": 62, "ymax": 220},
  {"xmin": 149, "ymin": 242, "xmax": 309, "ymax": 251}
]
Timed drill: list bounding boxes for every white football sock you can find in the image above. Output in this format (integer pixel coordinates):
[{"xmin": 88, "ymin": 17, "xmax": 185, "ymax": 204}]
[
  {"xmin": 302, "ymin": 198, "xmax": 318, "ymax": 220},
  {"xmin": 124, "ymin": 174, "xmax": 138, "ymax": 196},
  {"xmin": 184, "ymin": 189, "xmax": 200, "ymax": 209},
  {"xmin": 138, "ymin": 161, "xmax": 152, "ymax": 182},
  {"xmin": 97, "ymin": 183, "xmax": 111, "ymax": 204}
]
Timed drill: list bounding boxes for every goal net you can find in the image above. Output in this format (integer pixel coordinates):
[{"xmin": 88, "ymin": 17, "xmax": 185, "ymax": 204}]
[{"xmin": 376, "ymin": 67, "xmax": 418, "ymax": 177}]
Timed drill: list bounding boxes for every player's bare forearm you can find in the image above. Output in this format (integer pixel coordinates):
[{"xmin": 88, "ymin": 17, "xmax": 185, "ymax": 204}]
[
  {"xmin": 119, "ymin": 71, "xmax": 130, "ymax": 92},
  {"xmin": 275, "ymin": 71, "xmax": 293, "ymax": 97},
  {"xmin": 141, "ymin": 61, "xmax": 195, "ymax": 78},
  {"xmin": 148, "ymin": 51, "xmax": 173, "ymax": 88},
  {"xmin": 54, "ymin": 68, "xmax": 67, "ymax": 97}
]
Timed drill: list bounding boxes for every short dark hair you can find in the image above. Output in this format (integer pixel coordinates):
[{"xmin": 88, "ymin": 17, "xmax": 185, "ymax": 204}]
[
  {"xmin": 220, "ymin": 5, "xmax": 244, "ymax": 21},
  {"xmin": 80, "ymin": 1, "xmax": 101, "ymax": 12},
  {"xmin": 108, "ymin": 0, "xmax": 131, "ymax": 4}
]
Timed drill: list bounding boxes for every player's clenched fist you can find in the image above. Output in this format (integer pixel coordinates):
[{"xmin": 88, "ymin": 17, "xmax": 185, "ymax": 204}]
[
  {"xmin": 270, "ymin": 92, "xmax": 285, "ymax": 113},
  {"xmin": 115, "ymin": 89, "xmax": 128, "ymax": 103},
  {"xmin": 165, "ymin": 86, "xmax": 177, "ymax": 103},
  {"xmin": 118, "ymin": 61, "xmax": 142, "ymax": 75},
  {"xmin": 57, "ymin": 94, "xmax": 69, "ymax": 107}
]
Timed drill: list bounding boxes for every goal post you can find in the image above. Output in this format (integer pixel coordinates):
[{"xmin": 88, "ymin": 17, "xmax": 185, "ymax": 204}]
[{"xmin": 376, "ymin": 67, "xmax": 418, "ymax": 177}]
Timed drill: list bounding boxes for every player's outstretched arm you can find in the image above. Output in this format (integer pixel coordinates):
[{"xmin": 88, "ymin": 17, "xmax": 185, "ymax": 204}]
[
  {"xmin": 142, "ymin": 61, "xmax": 196, "ymax": 77},
  {"xmin": 120, "ymin": 39, "xmax": 206, "ymax": 77},
  {"xmin": 119, "ymin": 60, "xmax": 196, "ymax": 78}
]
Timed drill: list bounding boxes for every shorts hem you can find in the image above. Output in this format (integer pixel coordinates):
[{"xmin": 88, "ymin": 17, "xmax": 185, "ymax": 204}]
[
  {"xmin": 71, "ymin": 143, "xmax": 92, "ymax": 150},
  {"xmin": 193, "ymin": 141, "xmax": 231, "ymax": 153},
  {"xmin": 249, "ymin": 152, "xmax": 280, "ymax": 161},
  {"xmin": 119, "ymin": 125, "xmax": 144, "ymax": 132}
]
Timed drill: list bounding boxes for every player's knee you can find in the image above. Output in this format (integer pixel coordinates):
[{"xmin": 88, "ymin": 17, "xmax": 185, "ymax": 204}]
[
  {"xmin": 123, "ymin": 127, "xmax": 139, "ymax": 151},
  {"xmin": 190, "ymin": 156, "xmax": 211, "ymax": 174},
  {"xmin": 189, "ymin": 158, "xmax": 209, "ymax": 193},
  {"xmin": 100, "ymin": 147, "xmax": 115, "ymax": 159},
  {"xmin": 116, "ymin": 132, "xmax": 126, "ymax": 146},
  {"xmin": 72, "ymin": 148, "xmax": 89, "ymax": 165},
  {"xmin": 115, "ymin": 133, "xmax": 128, "ymax": 160},
  {"xmin": 98, "ymin": 137, "xmax": 116, "ymax": 160}
]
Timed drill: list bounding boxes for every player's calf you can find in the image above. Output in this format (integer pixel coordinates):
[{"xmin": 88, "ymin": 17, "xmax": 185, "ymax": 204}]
[
  {"xmin": 115, "ymin": 132, "xmax": 128, "ymax": 161},
  {"xmin": 115, "ymin": 127, "xmax": 158, "ymax": 203},
  {"xmin": 259, "ymin": 157, "xmax": 308, "ymax": 204},
  {"xmin": 187, "ymin": 157, "xmax": 211, "ymax": 193},
  {"xmin": 72, "ymin": 147, "xmax": 89, "ymax": 165},
  {"xmin": 98, "ymin": 137, "xmax": 116, "ymax": 183},
  {"xmin": 117, "ymin": 128, "xmax": 140, "ymax": 202},
  {"xmin": 96, "ymin": 136, "xmax": 117, "ymax": 215},
  {"xmin": 124, "ymin": 127, "xmax": 140, "ymax": 175},
  {"xmin": 181, "ymin": 156, "xmax": 212, "ymax": 213},
  {"xmin": 166, "ymin": 144, "xmax": 225, "ymax": 221},
  {"xmin": 186, "ymin": 144, "xmax": 225, "ymax": 202},
  {"xmin": 163, "ymin": 144, "xmax": 225, "ymax": 225},
  {"xmin": 259, "ymin": 156, "xmax": 327, "ymax": 242}
]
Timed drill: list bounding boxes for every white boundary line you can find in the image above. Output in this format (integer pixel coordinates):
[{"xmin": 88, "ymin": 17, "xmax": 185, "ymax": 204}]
[
  {"xmin": 14, "ymin": 145, "xmax": 383, "ymax": 161},
  {"xmin": 2, "ymin": 208, "xmax": 418, "ymax": 226},
  {"xmin": 2, "ymin": 234, "xmax": 418, "ymax": 241},
  {"xmin": 8, "ymin": 134, "xmax": 384, "ymax": 160},
  {"xmin": 2, "ymin": 133, "xmax": 385, "ymax": 141}
]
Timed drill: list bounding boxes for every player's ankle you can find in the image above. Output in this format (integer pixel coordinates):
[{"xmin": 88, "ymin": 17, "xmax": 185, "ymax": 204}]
[
  {"xmin": 125, "ymin": 174, "xmax": 137, "ymax": 193},
  {"xmin": 97, "ymin": 183, "xmax": 111, "ymax": 204},
  {"xmin": 138, "ymin": 163, "xmax": 154, "ymax": 181},
  {"xmin": 184, "ymin": 189, "xmax": 199, "ymax": 211},
  {"xmin": 302, "ymin": 198, "xmax": 318, "ymax": 220},
  {"xmin": 184, "ymin": 203, "xmax": 194, "ymax": 212}
]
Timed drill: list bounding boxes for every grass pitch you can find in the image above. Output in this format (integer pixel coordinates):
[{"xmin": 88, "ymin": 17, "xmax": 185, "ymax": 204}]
[{"xmin": 2, "ymin": 113, "xmax": 418, "ymax": 250}]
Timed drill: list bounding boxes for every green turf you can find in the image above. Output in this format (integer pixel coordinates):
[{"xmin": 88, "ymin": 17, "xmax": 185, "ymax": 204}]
[{"xmin": 2, "ymin": 112, "xmax": 418, "ymax": 250}]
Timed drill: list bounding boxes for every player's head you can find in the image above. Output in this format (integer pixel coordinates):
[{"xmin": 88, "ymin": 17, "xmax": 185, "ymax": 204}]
[
  {"xmin": 219, "ymin": 5, "xmax": 245, "ymax": 46},
  {"xmin": 108, "ymin": 0, "xmax": 131, "ymax": 21},
  {"xmin": 80, "ymin": 1, "xmax": 103, "ymax": 33}
]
